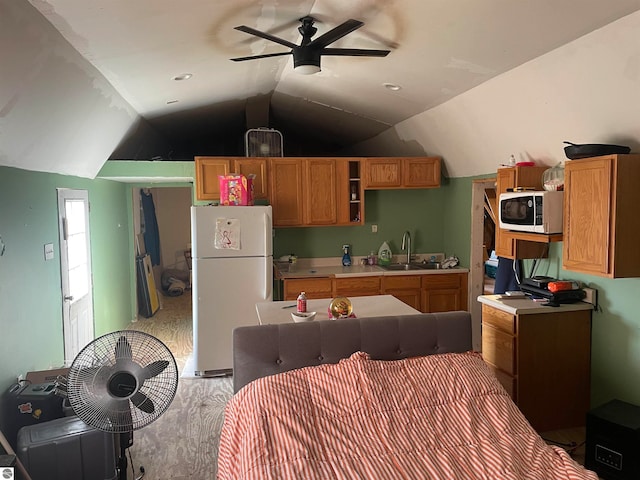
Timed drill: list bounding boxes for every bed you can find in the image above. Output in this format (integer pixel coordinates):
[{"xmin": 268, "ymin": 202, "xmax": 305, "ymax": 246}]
[{"xmin": 219, "ymin": 312, "xmax": 597, "ymax": 479}]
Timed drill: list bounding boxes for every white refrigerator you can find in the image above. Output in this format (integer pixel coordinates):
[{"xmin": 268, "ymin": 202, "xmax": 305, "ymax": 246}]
[{"xmin": 191, "ymin": 205, "xmax": 273, "ymax": 375}]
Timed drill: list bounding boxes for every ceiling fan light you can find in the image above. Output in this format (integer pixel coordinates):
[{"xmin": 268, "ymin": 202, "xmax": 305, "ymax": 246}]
[{"xmin": 295, "ymin": 64, "xmax": 321, "ymax": 75}]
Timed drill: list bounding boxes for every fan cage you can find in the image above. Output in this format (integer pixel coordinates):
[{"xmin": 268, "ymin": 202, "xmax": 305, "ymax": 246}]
[
  {"xmin": 67, "ymin": 330, "xmax": 178, "ymax": 433},
  {"xmin": 245, "ymin": 128, "xmax": 283, "ymax": 157}
]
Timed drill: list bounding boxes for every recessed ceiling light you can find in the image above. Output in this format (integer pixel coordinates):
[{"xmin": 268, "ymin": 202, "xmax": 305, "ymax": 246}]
[
  {"xmin": 173, "ymin": 73, "xmax": 193, "ymax": 81},
  {"xmin": 383, "ymin": 83, "xmax": 401, "ymax": 91}
]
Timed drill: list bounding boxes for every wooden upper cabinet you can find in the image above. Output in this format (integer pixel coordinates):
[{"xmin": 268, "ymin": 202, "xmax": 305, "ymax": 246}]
[
  {"xmin": 234, "ymin": 158, "xmax": 268, "ymax": 199},
  {"xmin": 303, "ymin": 158, "xmax": 338, "ymax": 225},
  {"xmin": 563, "ymin": 154, "xmax": 640, "ymax": 278},
  {"xmin": 269, "ymin": 158, "xmax": 304, "ymax": 226},
  {"xmin": 194, "ymin": 156, "xmax": 268, "ymax": 201},
  {"xmin": 403, "ymin": 157, "xmax": 441, "ymax": 187},
  {"xmin": 363, "ymin": 157, "xmax": 441, "ymax": 189},
  {"xmin": 194, "ymin": 157, "xmax": 231, "ymax": 200},
  {"xmin": 494, "ymin": 165, "xmax": 549, "ymax": 260},
  {"xmin": 364, "ymin": 158, "xmax": 402, "ymax": 188},
  {"xmin": 269, "ymin": 157, "xmax": 363, "ymax": 227}
]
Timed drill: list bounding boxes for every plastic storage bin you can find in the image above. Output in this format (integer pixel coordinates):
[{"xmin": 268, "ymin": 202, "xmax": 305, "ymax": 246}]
[{"xmin": 17, "ymin": 415, "xmax": 118, "ymax": 480}]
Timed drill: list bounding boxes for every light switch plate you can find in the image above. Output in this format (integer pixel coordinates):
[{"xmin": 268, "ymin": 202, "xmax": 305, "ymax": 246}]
[{"xmin": 44, "ymin": 243, "xmax": 54, "ymax": 261}]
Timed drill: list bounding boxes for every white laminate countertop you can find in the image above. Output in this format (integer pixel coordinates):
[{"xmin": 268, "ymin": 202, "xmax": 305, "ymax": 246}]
[
  {"xmin": 477, "ymin": 294, "xmax": 594, "ymax": 315},
  {"xmin": 256, "ymin": 295, "xmax": 421, "ymax": 325},
  {"xmin": 274, "ymin": 261, "xmax": 469, "ymax": 279}
]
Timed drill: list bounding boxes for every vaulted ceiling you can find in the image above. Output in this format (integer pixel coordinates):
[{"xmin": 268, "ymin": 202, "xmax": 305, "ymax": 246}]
[{"xmin": 26, "ymin": 0, "xmax": 640, "ymax": 159}]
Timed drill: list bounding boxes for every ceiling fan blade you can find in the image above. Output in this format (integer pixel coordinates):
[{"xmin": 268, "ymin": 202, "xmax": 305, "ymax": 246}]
[
  {"xmin": 131, "ymin": 391, "xmax": 155, "ymax": 414},
  {"xmin": 114, "ymin": 336, "xmax": 132, "ymax": 361},
  {"xmin": 308, "ymin": 19, "xmax": 363, "ymax": 49},
  {"xmin": 234, "ymin": 25, "xmax": 298, "ymax": 49},
  {"xmin": 321, "ymin": 48, "xmax": 390, "ymax": 57},
  {"xmin": 143, "ymin": 360, "xmax": 169, "ymax": 380},
  {"xmin": 230, "ymin": 52, "xmax": 292, "ymax": 62}
]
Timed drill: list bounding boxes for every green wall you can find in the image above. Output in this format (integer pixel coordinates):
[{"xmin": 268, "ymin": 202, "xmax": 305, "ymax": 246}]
[
  {"xmin": 0, "ymin": 166, "xmax": 133, "ymax": 389},
  {"xmin": 529, "ymin": 243, "xmax": 640, "ymax": 408},
  {"xmin": 4, "ymin": 158, "xmax": 640, "ymax": 412},
  {"xmin": 441, "ymin": 176, "xmax": 640, "ymax": 409},
  {"xmin": 274, "ymin": 187, "xmax": 448, "ymax": 260}
]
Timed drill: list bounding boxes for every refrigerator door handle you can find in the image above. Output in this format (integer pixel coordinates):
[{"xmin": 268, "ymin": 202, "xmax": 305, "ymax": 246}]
[
  {"xmin": 264, "ymin": 263, "xmax": 272, "ymax": 300},
  {"xmin": 263, "ymin": 212, "xmax": 271, "ymax": 256}
]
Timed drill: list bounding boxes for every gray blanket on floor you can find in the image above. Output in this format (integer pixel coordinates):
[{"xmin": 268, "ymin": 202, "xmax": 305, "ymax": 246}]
[{"xmin": 161, "ymin": 269, "xmax": 190, "ymax": 296}]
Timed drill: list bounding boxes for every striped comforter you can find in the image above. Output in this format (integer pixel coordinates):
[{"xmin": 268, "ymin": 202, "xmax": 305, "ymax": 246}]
[{"xmin": 218, "ymin": 351, "xmax": 597, "ymax": 479}]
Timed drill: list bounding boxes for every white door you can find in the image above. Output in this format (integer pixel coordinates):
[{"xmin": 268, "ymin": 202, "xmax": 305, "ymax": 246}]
[{"xmin": 57, "ymin": 189, "xmax": 94, "ymax": 366}]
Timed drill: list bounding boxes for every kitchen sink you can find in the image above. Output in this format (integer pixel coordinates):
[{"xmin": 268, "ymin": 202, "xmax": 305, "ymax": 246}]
[
  {"xmin": 417, "ymin": 262, "xmax": 441, "ymax": 270},
  {"xmin": 379, "ymin": 262, "xmax": 441, "ymax": 271}
]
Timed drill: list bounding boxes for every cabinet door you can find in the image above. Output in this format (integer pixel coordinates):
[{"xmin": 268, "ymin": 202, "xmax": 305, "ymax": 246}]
[
  {"xmin": 563, "ymin": 157, "xmax": 612, "ymax": 275},
  {"xmin": 234, "ymin": 158, "xmax": 268, "ymax": 199},
  {"xmin": 363, "ymin": 158, "xmax": 402, "ymax": 188},
  {"xmin": 283, "ymin": 277, "xmax": 332, "ymax": 300},
  {"xmin": 194, "ymin": 157, "xmax": 231, "ymax": 200},
  {"xmin": 303, "ymin": 158, "xmax": 338, "ymax": 225},
  {"xmin": 421, "ymin": 273, "xmax": 467, "ymax": 312},
  {"xmin": 333, "ymin": 276, "xmax": 381, "ymax": 297},
  {"xmin": 270, "ymin": 159, "xmax": 304, "ymax": 226},
  {"xmin": 382, "ymin": 275, "xmax": 421, "ymax": 310},
  {"xmin": 494, "ymin": 168, "xmax": 516, "ymax": 258},
  {"xmin": 402, "ymin": 157, "xmax": 441, "ymax": 187}
]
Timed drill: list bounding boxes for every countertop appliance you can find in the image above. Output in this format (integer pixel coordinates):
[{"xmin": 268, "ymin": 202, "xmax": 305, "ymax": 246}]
[
  {"xmin": 499, "ymin": 190, "xmax": 564, "ymax": 234},
  {"xmin": 191, "ymin": 205, "xmax": 273, "ymax": 375}
]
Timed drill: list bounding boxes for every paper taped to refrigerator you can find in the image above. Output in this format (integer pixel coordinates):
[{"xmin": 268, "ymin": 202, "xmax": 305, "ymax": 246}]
[{"xmin": 214, "ymin": 218, "xmax": 240, "ymax": 250}]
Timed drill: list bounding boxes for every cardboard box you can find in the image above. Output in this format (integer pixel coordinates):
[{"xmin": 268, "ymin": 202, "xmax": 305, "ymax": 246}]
[
  {"xmin": 25, "ymin": 367, "xmax": 69, "ymax": 385},
  {"xmin": 219, "ymin": 174, "xmax": 255, "ymax": 205}
]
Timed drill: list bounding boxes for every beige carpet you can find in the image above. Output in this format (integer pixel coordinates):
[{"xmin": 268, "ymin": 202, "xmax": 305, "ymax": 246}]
[{"xmin": 126, "ymin": 291, "xmax": 233, "ymax": 480}]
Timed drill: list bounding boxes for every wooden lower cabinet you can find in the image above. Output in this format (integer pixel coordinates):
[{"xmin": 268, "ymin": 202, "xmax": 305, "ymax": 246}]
[
  {"xmin": 334, "ymin": 276, "xmax": 381, "ymax": 297},
  {"xmin": 421, "ymin": 272, "xmax": 468, "ymax": 313},
  {"xmin": 282, "ymin": 272, "xmax": 468, "ymax": 314},
  {"xmin": 283, "ymin": 277, "xmax": 332, "ymax": 300},
  {"xmin": 481, "ymin": 304, "xmax": 592, "ymax": 432},
  {"xmin": 382, "ymin": 275, "xmax": 421, "ymax": 311}
]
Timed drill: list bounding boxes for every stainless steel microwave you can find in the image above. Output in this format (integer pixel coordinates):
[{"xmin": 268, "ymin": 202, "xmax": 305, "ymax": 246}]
[{"xmin": 499, "ymin": 191, "xmax": 564, "ymax": 234}]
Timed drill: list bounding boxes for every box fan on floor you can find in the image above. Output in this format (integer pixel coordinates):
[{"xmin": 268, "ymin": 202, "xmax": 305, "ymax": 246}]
[{"xmin": 245, "ymin": 128, "xmax": 283, "ymax": 157}]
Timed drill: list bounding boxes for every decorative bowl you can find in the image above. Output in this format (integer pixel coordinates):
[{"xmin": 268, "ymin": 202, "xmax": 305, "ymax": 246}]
[{"xmin": 291, "ymin": 311, "xmax": 317, "ymax": 322}]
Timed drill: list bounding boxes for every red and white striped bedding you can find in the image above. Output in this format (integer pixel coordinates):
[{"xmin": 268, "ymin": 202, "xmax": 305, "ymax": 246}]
[{"xmin": 218, "ymin": 351, "xmax": 597, "ymax": 479}]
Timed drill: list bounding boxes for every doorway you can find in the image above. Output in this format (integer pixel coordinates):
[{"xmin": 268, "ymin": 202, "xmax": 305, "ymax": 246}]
[
  {"xmin": 57, "ymin": 188, "xmax": 94, "ymax": 365},
  {"xmin": 469, "ymin": 178, "xmax": 496, "ymax": 351},
  {"xmin": 132, "ymin": 186, "xmax": 193, "ymax": 319}
]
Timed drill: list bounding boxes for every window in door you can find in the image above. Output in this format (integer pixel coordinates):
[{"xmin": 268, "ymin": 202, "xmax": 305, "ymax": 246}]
[{"xmin": 57, "ymin": 188, "xmax": 94, "ymax": 365}]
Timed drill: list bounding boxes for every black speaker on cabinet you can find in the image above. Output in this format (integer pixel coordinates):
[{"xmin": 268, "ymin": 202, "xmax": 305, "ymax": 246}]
[{"xmin": 586, "ymin": 399, "xmax": 640, "ymax": 479}]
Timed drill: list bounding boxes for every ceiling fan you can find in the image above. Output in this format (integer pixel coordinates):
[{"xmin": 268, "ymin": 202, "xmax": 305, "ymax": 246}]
[{"xmin": 230, "ymin": 16, "xmax": 390, "ymax": 74}]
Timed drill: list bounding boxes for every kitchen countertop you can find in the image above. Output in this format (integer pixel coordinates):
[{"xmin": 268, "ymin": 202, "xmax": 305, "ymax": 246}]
[
  {"xmin": 274, "ymin": 260, "xmax": 469, "ymax": 279},
  {"xmin": 477, "ymin": 294, "xmax": 594, "ymax": 315},
  {"xmin": 256, "ymin": 295, "xmax": 421, "ymax": 325}
]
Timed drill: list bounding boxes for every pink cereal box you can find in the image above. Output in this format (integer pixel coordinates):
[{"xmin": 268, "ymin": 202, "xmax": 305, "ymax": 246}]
[{"xmin": 218, "ymin": 174, "xmax": 255, "ymax": 205}]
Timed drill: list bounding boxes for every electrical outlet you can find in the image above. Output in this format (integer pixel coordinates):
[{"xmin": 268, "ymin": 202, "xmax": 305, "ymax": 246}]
[
  {"xmin": 371, "ymin": 224, "xmax": 378, "ymax": 233},
  {"xmin": 583, "ymin": 287, "xmax": 597, "ymax": 307}
]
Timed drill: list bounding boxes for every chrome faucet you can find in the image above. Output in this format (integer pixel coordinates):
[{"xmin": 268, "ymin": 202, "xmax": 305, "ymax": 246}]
[{"xmin": 401, "ymin": 231, "xmax": 411, "ymax": 264}]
